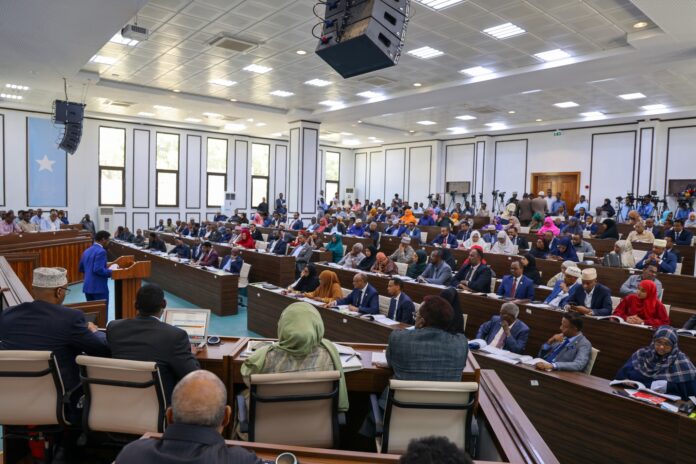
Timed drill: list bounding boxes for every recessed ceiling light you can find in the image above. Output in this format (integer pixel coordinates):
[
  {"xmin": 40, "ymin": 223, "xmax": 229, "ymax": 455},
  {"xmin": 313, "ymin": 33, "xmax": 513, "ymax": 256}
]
[
  {"xmin": 460, "ymin": 66, "xmax": 492, "ymax": 77},
  {"xmin": 243, "ymin": 64, "xmax": 272, "ymax": 74},
  {"xmin": 447, "ymin": 127, "xmax": 469, "ymax": 134},
  {"xmin": 641, "ymin": 104, "xmax": 667, "ymax": 111},
  {"xmin": 619, "ymin": 92, "xmax": 646, "ymax": 100},
  {"xmin": 554, "ymin": 101, "xmax": 579, "ymax": 108},
  {"xmin": 634, "ymin": 21, "xmax": 649, "ymax": 29},
  {"xmin": 5, "ymin": 83, "xmax": 29, "ymax": 90},
  {"xmin": 203, "ymin": 112, "xmax": 222, "ymax": 118},
  {"xmin": 270, "ymin": 90, "xmax": 294, "ymax": 97},
  {"xmin": 521, "ymin": 89, "xmax": 541, "ymax": 94},
  {"xmin": 109, "ymin": 33, "xmax": 138, "ymax": 46},
  {"xmin": 357, "ymin": 90, "xmax": 384, "ymax": 99},
  {"xmin": 185, "ymin": 117, "xmax": 202, "ymax": 123},
  {"xmin": 246, "ymin": 118, "xmax": 254, "ymax": 122},
  {"xmin": 342, "ymin": 139, "xmax": 361, "ymax": 146},
  {"xmin": 137, "ymin": 112, "xmax": 154, "ymax": 117},
  {"xmin": 153, "ymin": 105, "xmax": 175, "ymax": 110},
  {"xmin": 407, "ymin": 46, "xmax": 444, "ymax": 59},
  {"xmin": 535, "ymin": 118, "xmax": 543, "ymax": 122},
  {"xmin": 256, "ymin": 122, "xmax": 266, "ymax": 127},
  {"xmin": 209, "ymin": 78, "xmax": 237, "ymax": 87},
  {"xmin": 534, "ymin": 49, "xmax": 571, "ymax": 62},
  {"xmin": 357, "ymin": 120, "xmax": 363, "ymax": 123},
  {"xmin": 408, "ymin": 130, "xmax": 415, "ymax": 133},
  {"xmin": 224, "ymin": 123, "xmax": 246, "ymax": 131},
  {"xmin": 417, "ymin": 120, "xmax": 437, "ymax": 125},
  {"xmin": 483, "ymin": 22, "xmax": 526, "ymax": 40},
  {"xmin": 455, "ymin": 114, "xmax": 477, "ymax": 121},
  {"xmin": 90, "ymin": 55, "xmax": 117, "ymax": 65},
  {"xmin": 340, "ymin": 132, "xmax": 353, "ymax": 136},
  {"xmin": 230, "ymin": 98, "xmax": 237, "ymax": 102},
  {"xmin": 319, "ymin": 100, "xmax": 344, "ymax": 107},
  {"xmin": 296, "ymin": 50, "xmax": 307, "ymax": 55},
  {"xmin": 415, "ymin": 0, "xmax": 466, "ymax": 10},
  {"xmin": 580, "ymin": 111, "xmax": 606, "ymax": 120},
  {"xmin": 413, "ymin": 82, "xmax": 422, "ymax": 87},
  {"xmin": 172, "ymin": 89, "xmax": 181, "ymax": 93},
  {"xmin": 508, "ymin": 110, "xmax": 516, "ymax": 114},
  {"xmin": 305, "ymin": 78, "xmax": 331, "ymax": 87},
  {"xmin": 485, "ymin": 122, "xmax": 507, "ymax": 130},
  {"xmin": 271, "ymin": 132, "xmax": 284, "ymax": 137},
  {"xmin": 0, "ymin": 93, "xmax": 23, "ymax": 100}
]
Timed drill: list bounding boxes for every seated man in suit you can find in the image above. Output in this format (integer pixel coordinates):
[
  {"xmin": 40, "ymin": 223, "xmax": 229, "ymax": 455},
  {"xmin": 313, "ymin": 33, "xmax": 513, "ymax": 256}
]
[
  {"xmin": 497, "ymin": 261, "xmax": 535, "ymax": 300},
  {"xmin": 121, "ymin": 227, "xmax": 136, "ymax": 242},
  {"xmin": 431, "ymin": 226, "xmax": 458, "ymax": 248},
  {"xmin": 168, "ymin": 236, "xmax": 191, "ymax": 259},
  {"xmin": 386, "ymin": 278, "xmax": 415, "ymax": 324},
  {"xmin": 417, "ymin": 249, "xmax": 453, "ymax": 285},
  {"xmin": 665, "ymin": 219, "xmax": 694, "ymax": 246},
  {"xmin": 326, "ymin": 272, "xmax": 379, "ymax": 315},
  {"xmin": 107, "ymin": 284, "xmax": 201, "ymax": 403},
  {"xmin": 289, "ymin": 212, "xmax": 304, "ymax": 231},
  {"xmin": 347, "ymin": 218, "xmax": 366, "ymax": 236},
  {"xmin": 289, "ymin": 233, "xmax": 315, "ymax": 277},
  {"xmin": 544, "ymin": 266, "xmax": 582, "ymax": 308},
  {"xmin": 147, "ymin": 232, "xmax": 167, "ymax": 252},
  {"xmin": 0, "ymin": 267, "xmax": 109, "ymax": 419},
  {"xmin": 338, "ymin": 242, "xmax": 366, "ymax": 268},
  {"xmin": 455, "ymin": 221, "xmax": 472, "ymax": 241},
  {"xmin": 644, "ymin": 217, "xmax": 663, "ymax": 239},
  {"xmin": 132, "ymin": 228, "xmax": 146, "ymax": 246},
  {"xmin": 635, "ymin": 239, "xmax": 677, "ymax": 274},
  {"xmin": 535, "ymin": 312, "xmax": 592, "ymax": 372},
  {"xmin": 475, "ymin": 302, "xmax": 530, "ymax": 354},
  {"xmin": 194, "ymin": 241, "xmax": 219, "ymax": 267},
  {"xmin": 267, "ymin": 230, "xmax": 288, "ymax": 255},
  {"xmin": 452, "ymin": 248, "xmax": 492, "ymax": 293},
  {"xmin": 248, "ymin": 223, "xmax": 264, "ymax": 241},
  {"xmin": 220, "ymin": 248, "xmax": 244, "ymax": 274},
  {"xmin": 115, "ymin": 370, "xmax": 261, "ymax": 464},
  {"xmin": 507, "ymin": 226, "xmax": 528, "ymax": 251},
  {"xmin": 564, "ymin": 268, "xmax": 612, "ymax": 316},
  {"xmin": 405, "ymin": 221, "xmax": 422, "ymax": 244},
  {"xmin": 664, "ymin": 236, "xmax": 682, "ymax": 264}
]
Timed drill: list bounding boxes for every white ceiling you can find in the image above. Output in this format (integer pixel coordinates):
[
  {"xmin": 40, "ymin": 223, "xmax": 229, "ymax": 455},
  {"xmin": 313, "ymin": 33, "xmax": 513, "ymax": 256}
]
[{"xmin": 1, "ymin": 0, "xmax": 696, "ymax": 146}]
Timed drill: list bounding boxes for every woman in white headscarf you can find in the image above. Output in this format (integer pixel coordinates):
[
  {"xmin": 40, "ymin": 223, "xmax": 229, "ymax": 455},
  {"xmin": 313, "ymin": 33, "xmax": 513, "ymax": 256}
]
[
  {"xmin": 490, "ymin": 230, "xmax": 515, "ymax": 254},
  {"xmin": 462, "ymin": 230, "xmax": 490, "ymax": 251}
]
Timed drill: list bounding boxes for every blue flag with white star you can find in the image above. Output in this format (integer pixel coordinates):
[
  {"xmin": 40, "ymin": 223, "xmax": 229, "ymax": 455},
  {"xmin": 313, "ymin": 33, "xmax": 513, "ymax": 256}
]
[{"xmin": 27, "ymin": 117, "xmax": 67, "ymax": 207}]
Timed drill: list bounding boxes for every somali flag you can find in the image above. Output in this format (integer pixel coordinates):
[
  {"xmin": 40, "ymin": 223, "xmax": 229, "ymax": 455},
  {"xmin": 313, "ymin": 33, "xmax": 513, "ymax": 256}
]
[{"xmin": 27, "ymin": 117, "xmax": 67, "ymax": 207}]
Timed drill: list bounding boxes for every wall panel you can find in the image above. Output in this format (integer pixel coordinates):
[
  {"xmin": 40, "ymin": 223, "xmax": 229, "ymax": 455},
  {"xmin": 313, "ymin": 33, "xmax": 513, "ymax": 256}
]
[
  {"xmin": 0, "ymin": 114, "xmax": 5, "ymax": 206},
  {"xmin": 384, "ymin": 148, "xmax": 406, "ymax": 200},
  {"xmin": 132, "ymin": 129, "xmax": 150, "ymax": 208},
  {"xmin": 132, "ymin": 212, "xmax": 150, "ymax": 232},
  {"xmin": 369, "ymin": 151, "xmax": 385, "ymax": 200},
  {"xmin": 494, "ymin": 139, "xmax": 527, "ymax": 196},
  {"xmin": 186, "ymin": 135, "xmax": 202, "ymax": 209},
  {"xmin": 354, "ymin": 152, "xmax": 367, "ymax": 200},
  {"xmin": 408, "ymin": 146, "xmax": 432, "ymax": 205},
  {"xmin": 590, "ymin": 131, "xmax": 636, "ymax": 206},
  {"xmin": 665, "ymin": 126, "xmax": 696, "ymax": 196},
  {"xmin": 301, "ymin": 128, "xmax": 319, "ymax": 214}
]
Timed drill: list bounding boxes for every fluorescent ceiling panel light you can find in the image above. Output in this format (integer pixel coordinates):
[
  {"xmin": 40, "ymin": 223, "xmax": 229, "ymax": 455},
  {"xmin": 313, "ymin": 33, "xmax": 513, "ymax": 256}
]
[
  {"xmin": 619, "ymin": 92, "xmax": 646, "ymax": 100},
  {"xmin": 271, "ymin": 132, "xmax": 284, "ymax": 137},
  {"xmin": 109, "ymin": 33, "xmax": 138, "ymax": 46},
  {"xmin": 224, "ymin": 123, "xmax": 246, "ymax": 131},
  {"xmin": 521, "ymin": 89, "xmax": 541, "ymax": 94},
  {"xmin": 256, "ymin": 122, "xmax": 266, "ymax": 127},
  {"xmin": 296, "ymin": 50, "xmax": 307, "ymax": 55},
  {"xmin": 185, "ymin": 117, "xmax": 202, "ymax": 122},
  {"xmin": 447, "ymin": 127, "xmax": 468, "ymax": 134},
  {"xmin": 641, "ymin": 104, "xmax": 667, "ymax": 111},
  {"xmin": 485, "ymin": 122, "xmax": 507, "ymax": 130},
  {"xmin": 370, "ymin": 139, "xmax": 384, "ymax": 143},
  {"xmin": 455, "ymin": 114, "xmax": 476, "ymax": 121},
  {"xmin": 153, "ymin": 105, "xmax": 175, "ymax": 110},
  {"xmin": 357, "ymin": 91, "xmax": 384, "ymax": 99},
  {"xmin": 5, "ymin": 84, "xmax": 29, "ymax": 90},
  {"xmin": 415, "ymin": 0, "xmax": 466, "ymax": 10},
  {"xmin": 270, "ymin": 90, "xmax": 294, "ymax": 97},
  {"xmin": 407, "ymin": 46, "xmax": 444, "ymax": 59},
  {"xmin": 340, "ymin": 132, "xmax": 353, "ymax": 136},
  {"xmin": 90, "ymin": 55, "xmax": 117, "ymax": 65},
  {"xmin": 203, "ymin": 112, "xmax": 222, "ymax": 118},
  {"xmin": 305, "ymin": 79, "xmax": 331, "ymax": 87},
  {"xmin": 483, "ymin": 22, "xmax": 526, "ymax": 39},
  {"xmin": 580, "ymin": 111, "xmax": 605, "ymax": 120},
  {"xmin": 534, "ymin": 48, "xmax": 571, "ymax": 62},
  {"xmin": 137, "ymin": 112, "xmax": 154, "ymax": 117},
  {"xmin": 319, "ymin": 100, "xmax": 344, "ymax": 107},
  {"xmin": 209, "ymin": 78, "xmax": 236, "ymax": 86},
  {"xmin": 243, "ymin": 64, "xmax": 272, "ymax": 74},
  {"xmin": 342, "ymin": 139, "xmax": 361, "ymax": 146},
  {"xmin": 0, "ymin": 93, "xmax": 23, "ymax": 100},
  {"xmin": 554, "ymin": 101, "xmax": 579, "ymax": 108},
  {"xmin": 417, "ymin": 120, "xmax": 437, "ymax": 125},
  {"xmin": 460, "ymin": 66, "xmax": 492, "ymax": 77}
]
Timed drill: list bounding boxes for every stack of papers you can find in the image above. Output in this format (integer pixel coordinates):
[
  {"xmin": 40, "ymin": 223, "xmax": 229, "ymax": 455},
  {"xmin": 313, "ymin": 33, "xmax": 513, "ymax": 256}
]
[
  {"xmin": 469, "ymin": 339, "xmax": 546, "ymax": 366},
  {"xmin": 371, "ymin": 314, "xmax": 401, "ymax": 326},
  {"xmin": 334, "ymin": 343, "xmax": 363, "ymax": 372}
]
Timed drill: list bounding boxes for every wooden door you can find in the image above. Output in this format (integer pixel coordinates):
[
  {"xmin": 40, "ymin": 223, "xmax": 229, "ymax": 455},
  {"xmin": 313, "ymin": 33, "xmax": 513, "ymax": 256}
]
[{"xmin": 531, "ymin": 172, "xmax": 581, "ymax": 214}]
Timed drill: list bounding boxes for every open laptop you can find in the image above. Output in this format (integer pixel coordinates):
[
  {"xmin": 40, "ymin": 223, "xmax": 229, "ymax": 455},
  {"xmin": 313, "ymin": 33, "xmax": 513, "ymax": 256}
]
[{"xmin": 162, "ymin": 308, "xmax": 211, "ymax": 348}]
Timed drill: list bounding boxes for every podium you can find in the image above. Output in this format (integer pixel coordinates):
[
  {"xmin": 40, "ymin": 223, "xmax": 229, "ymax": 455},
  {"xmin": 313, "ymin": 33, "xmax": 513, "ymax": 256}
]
[{"xmin": 110, "ymin": 256, "xmax": 151, "ymax": 320}]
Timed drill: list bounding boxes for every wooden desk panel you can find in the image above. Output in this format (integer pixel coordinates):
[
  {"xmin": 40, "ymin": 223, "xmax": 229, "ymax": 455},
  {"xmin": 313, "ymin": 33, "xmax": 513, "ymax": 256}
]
[{"xmin": 109, "ymin": 241, "xmax": 239, "ymax": 316}]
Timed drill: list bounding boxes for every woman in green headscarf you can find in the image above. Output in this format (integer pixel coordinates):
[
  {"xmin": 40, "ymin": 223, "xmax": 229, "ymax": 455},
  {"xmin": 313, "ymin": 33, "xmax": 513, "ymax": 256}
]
[
  {"xmin": 324, "ymin": 232, "xmax": 344, "ymax": 263},
  {"xmin": 241, "ymin": 302, "xmax": 348, "ymax": 413},
  {"xmin": 406, "ymin": 248, "xmax": 428, "ymax": 279},
  {"xmin": 529, "ymin": 212, "xmax": 545, "ymax": 232}
]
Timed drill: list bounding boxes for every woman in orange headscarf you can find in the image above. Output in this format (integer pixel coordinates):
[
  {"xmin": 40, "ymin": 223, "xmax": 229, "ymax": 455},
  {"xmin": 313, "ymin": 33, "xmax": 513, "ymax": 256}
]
[
  {"xmin": 613, "ymin": 280, "xmax": 670, "ymax": 328},
  {"xmin": 305, "ymin": 270, "xmax": 343, "ymax": 303},
  {"xmin": 371, "ymin": 252, "xmax": 398, "ymax": 275},
  {"xmin": 400, "ymin": 206, "xmax": 417, "ymax": 225}
]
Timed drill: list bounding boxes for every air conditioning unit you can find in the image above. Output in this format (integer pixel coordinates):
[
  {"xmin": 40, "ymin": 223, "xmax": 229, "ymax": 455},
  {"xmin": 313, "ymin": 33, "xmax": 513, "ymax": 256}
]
[
  {"xmin": 98, "ymin": 207, "xmax": 113, "ymax": 233},
  {"xmin": 223, "ymin": 192, "xmax": 236, "ymax": 215},
  {"xmin": 345, "ymin": 188, "xmax": 354, "ymax": 202}
]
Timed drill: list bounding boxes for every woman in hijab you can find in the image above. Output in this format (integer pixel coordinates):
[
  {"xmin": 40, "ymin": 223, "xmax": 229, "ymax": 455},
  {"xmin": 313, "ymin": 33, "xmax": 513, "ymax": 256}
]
[
  {"xmin": 407, "ymin": 249, "xmax": 428, "ymax": 279},
  {"xmin": 507, "ymin": 215, "xmax": 522, "ymax": 231},
  {"xmin": 548, "ymin": 236, "xmax": 579, "ymax": 262},
  {"xmin": 598, "ymin": 219, "xmax": 619, "ymax": 240},
  {"xmin": 616, "ymin": 326, "xmax": 696, "ymax": 400},
  {"xmin": 316, "ymin": 217, "xmax": 328, "ymax": 234},
  {"xmin": 357, "ymin": 245, "xmax": 377, "ymax": 271},
  {"xmin": 305, "ymin": 270, "xmax": 343, "ymax": 303},
  {"xmin": 400, "ymin": 207, "xmax": 417, "ymax": 225},
  {"xmin": 253, "ymin": 212, "xmax": 265, "ymax": 226},
  {"xmin": 562, "ymin": 217, "xmax": 584, "ymax": 236},
  {"xmin": 288, "ymin": 263, "xmax": 320, "ymax": 293},
  {"xmin": 463, "ymin": 230, "xmax": 490, "ymax": 251},
  {"xmin": 241, "ymin": 302, "xmax": 348, "ymax": 410},
  {"xmin": 236, "ymin": 227, "xmax": 256, "ymax": 249},
  {"xmin": 490, "ymin": 230, "xmax": 515, "ymax": 254},
  {"xmin": 537, "ymin": 217, "xmax": 560, "ymax": 237},
  {"xmin": 613, "ymin": 280, "xmax": 670, "ymax": 328},
  {"xmin": 371, "ymin": 252, "xmax": 398, "ymax": 275},
  {"xmin": 529, "ymin": 212, "xmax": 545, "ymax": 232},
  {"xmin": 602, "ymin": 240, "xmax": 634, "ymax": 268},
  {"xmin": 529, "ymin": 238, "xmax": 549, "ymax": 259},
  {"xmin": 520, "ymin": 253, "xmax": 542, "ymax": 285},
  {"xmin": 325, "ymin": 233, "xmax": 344, "ymax": 263},
  {"xmin": 439, "ymin": 287, "xmax": 465, "ymax": 334}
]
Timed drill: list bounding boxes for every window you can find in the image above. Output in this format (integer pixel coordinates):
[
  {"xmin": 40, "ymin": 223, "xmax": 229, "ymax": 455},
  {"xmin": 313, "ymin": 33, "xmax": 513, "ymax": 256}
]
[
  {"xmin": 207, "ymin": 138, "xmax": 228, "ymax": 208},
  {"xmin": 156, "ymin": 133, "xmax": 179, "ymax": 206},
  {"xmin": 98, "ymin": 127, "xmax": 126, "ymax": 206},
  {"xmin": 325, "ymin": 151, "xmax": 340, "ymax": 204},
  {"xmin": 251, "ymin": 143, "xmax": 270, "ymax": 208}
]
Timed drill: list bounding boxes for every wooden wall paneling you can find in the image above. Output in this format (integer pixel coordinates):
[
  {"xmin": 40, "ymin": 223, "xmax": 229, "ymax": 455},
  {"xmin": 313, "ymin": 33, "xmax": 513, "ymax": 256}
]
[{"xmin": 4, "ymin": 252, "xmax": 41, "ymax": 291}]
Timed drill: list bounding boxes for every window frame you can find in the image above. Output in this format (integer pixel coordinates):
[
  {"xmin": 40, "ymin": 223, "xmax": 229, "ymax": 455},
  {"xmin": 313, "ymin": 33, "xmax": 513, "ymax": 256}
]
[
  {"xmin": 250, "ymin": 143, "xmax": 271, "ymax": 209},
  {"xmin": 98, "ymin": 126, "xmax": 126, "ymax": 207},
  {"xmin": 206, "ymin": 137, "xmax": 228, "ymax": 208},
  {"xmin": 324, "ymin": 150, "xmax": 341, "ymax": 204},
  {"xmin": 155, "ymin": 132, "xmax": 180, "ymax": 207}
]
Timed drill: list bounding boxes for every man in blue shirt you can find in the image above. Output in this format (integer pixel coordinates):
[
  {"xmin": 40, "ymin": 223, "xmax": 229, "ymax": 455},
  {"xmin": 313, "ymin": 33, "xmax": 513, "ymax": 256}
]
[
  {"xmin": 78, "ymin": 230, "xmax": 113, "ymax": 305},
  {"xmin": 497, "ymin": 261, "xmax": 535, "ymax": 300},
  {"xmin": 665, "ymin": 219, "xmax": 694, "ymax": 246},
  {"xmin": 220, "ymin": 248, "xmax": 244, "ymax": 274},
  {"xmin": 551, "ymin": 193, "xmax": 567, "ymax": 215},
  {"xmin": 347, "ymin": 218, "xmax": 366, "ymax": 236},
  {"xmin": 327, "ymin": 273, "xmax": 379, "ymax": 315},
  {"xmin": 573, "ymin": 195, "xmax": 589, "ymax": 214},
  {"xmin": 418, "ymin": 210, "xmax": 435, "ymax": 226},
  {"xmin": 544, "ymin": 266, "xmax": 581, "ymax": 308},
  {"xmin": 638, "ymin": 198, "xmax": 654, "ymax": 219},
  {"xmin": 635, "ymin": 239, "xmax": 678, "ymax": 274}
]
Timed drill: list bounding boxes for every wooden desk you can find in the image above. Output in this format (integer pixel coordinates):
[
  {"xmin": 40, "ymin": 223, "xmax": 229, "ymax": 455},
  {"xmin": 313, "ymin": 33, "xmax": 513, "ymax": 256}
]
[
  {"xmin": 475, "ymin": 353, "xmax": 696, "ymax": 464},
  {"xmin": 0, "ymin": 229, "xmax": 92, "ymax": 284},
  {"xmin": 0, "ymin": 257, "xmax": 33, "ymax": 309},
  {"xmin": 109, "ymin": 241, "xmax": 239, "ymax": 316}
]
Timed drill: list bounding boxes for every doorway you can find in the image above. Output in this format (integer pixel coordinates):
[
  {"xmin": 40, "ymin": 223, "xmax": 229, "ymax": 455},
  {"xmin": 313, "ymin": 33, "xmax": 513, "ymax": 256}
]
[{"xmin": 531, "ymin": 172, "xmax": 581, "ymax": 214}]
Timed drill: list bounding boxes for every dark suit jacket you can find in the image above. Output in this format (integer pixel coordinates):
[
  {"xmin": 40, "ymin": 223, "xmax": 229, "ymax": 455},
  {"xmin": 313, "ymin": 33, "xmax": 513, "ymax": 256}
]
[
  {"xmin": 497, "ymin": 275, "xmax": 535, "ymax": 300},
  {"xmin": 387, "ymin": 327, "xmax": 468, "ymax": 381},
  {"xmin": 0, "ymin": 300, "xmax": 109, "ymax": 392},
  {"xmin": 148, "ymin": 239, "xmax": 167, "ymax": 253},
  {"xmin": 566, "ymin": 283, "xmax": 612, "ymax": 316},
  {"xmin": 452, "ymin": 263, "xmax": 492, "ymax": 293},
  {"xmin": 337, "ymin": 284, "xmax": 379, "ymax": 314},
  {"xmin": 169, "ymin": 244, "xmax": 191, "ymax": 259},
  {"xmin": 635, "ymin": 250, "xmax": 677, "ymax": 274},
  {"xmin": 475, "ymin": 316, "xmax": 530, "ymax": 354},
  {"xmin": 115, "ymin": 423, "xmax": 261, "ymax": 464},
  {"xmin": 220, "ymin": 255, "xmax": 243, "ymax": 274},
  {"xmin": 79, "ymin": 243, "xmax": 112, "ymax": 294},
  {"xmin": 107, "ymin": 316, "xmax": 200, "ymax": 403},
  {"xmin": 269, "ymin": 239, "xmax": 288, "ymax": 255},
  {"xmin": 509, "ymin": 235, "xmax": 529, "ymax": 250},
  {"xmin": 197, "ymin": 250, "xmax": 220, "ymax": 267},
  {"xmin": 665, "ymin": 228, "xmax": 694, "ymax": 246},
  {"xmin": 431, "ymin": 233, "xmax": 458, "ymax": 248},
  {"xmin": 386, "ymin": 293, "xmax": 415, "ymax": 324},
  {"xmin": 646, "ymin": 226, "xmax": 664, "ymax": 239}
]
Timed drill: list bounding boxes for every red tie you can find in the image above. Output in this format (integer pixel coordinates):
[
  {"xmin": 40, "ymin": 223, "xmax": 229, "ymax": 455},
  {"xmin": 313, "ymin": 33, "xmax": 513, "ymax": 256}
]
[{"xmin": 510, "ymin": 278, "xmax": 518, "ymax": 298}]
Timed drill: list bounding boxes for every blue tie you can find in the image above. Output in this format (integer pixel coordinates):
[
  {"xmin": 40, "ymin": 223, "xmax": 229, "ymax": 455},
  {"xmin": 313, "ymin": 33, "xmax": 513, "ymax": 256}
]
[
  {"xmin": 388, "ymin": 298, "xmax": 397, "ymax": 320},
  {"xmin": 545, "ymin": 338, "xmax": 570, "ymax": 362}
]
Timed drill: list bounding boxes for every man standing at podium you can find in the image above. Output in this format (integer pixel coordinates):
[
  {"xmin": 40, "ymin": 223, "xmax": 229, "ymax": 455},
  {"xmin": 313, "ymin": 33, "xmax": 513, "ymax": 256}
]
[{"xmin": 79, "ymin": 230, "xmax": 113, "ymax": 306}]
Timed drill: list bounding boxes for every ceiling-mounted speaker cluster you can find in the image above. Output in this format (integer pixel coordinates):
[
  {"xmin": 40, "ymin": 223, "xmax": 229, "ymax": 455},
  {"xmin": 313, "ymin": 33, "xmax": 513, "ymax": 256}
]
[{"xmin": 52, "ymin": 100, "xmax": 85, "ymax": 154}]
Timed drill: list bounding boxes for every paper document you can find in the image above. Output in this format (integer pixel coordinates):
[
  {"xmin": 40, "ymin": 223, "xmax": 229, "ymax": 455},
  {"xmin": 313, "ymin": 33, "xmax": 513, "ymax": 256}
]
[
  {"xmin": 372, "ymin": 351, "xmax": 388, "ymax": 366},
  {"xmin": 372, "ymin": 314, "xmax": 401, "ymax": 326},
  {"xmin": 108, "ymin": 264, "xmax": 119, "ymax": 270}
]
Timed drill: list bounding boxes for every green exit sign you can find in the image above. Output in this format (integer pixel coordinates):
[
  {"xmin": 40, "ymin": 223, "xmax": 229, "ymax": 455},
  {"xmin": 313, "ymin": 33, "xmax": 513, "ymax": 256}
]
[{"xmin": 553, "ymin": 130, "xmax": 563, "ymax": 136}]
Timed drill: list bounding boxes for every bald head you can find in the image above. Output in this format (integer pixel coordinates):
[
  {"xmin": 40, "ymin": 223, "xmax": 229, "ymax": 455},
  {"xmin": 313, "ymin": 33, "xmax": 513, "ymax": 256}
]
[{"xmin": 168, "ymin": 371, "xmax": 229, "ymax": 430}]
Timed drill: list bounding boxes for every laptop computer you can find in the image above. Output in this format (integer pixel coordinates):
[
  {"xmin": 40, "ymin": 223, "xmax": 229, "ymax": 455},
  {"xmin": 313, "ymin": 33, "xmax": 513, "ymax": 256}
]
[{"xmin": 162, "ymin": 308, "xmax": 211, "ymax": 348}]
